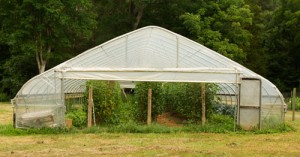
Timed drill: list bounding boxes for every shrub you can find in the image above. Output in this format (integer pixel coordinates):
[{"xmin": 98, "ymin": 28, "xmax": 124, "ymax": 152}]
[
  {"xmin": 212, "ymin": 103, "xmax": 235, "ymax": 117},
  {"xmin": 163, "ymin": 83, "xmax": 218, "ymax": 122},
  {"xmin": 0, "ymin": 92, "xmax": 9, "ymax": 101},
  {"xmin": 134, "ymin": 82, "xmax": 165, "ymax": 122},
  {"xmin": 84, "ymin": 80, "xmax": 122, "ymax": 124},
  {"xmin": 65, "ymin": 109, "xmax": 86, "ymax": 128},
  {"xmin": 113, "ymin": 95, "xmax": 135, "ymax": 124},
  {"xmin": 287, "ymin": 97, "xmax": 300, "ymax": 110}
]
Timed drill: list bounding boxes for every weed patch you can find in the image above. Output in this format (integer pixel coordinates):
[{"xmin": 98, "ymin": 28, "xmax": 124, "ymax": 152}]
[{"xmin": 0, "ymin": 124, "xmax": 71, "ymax": 136}]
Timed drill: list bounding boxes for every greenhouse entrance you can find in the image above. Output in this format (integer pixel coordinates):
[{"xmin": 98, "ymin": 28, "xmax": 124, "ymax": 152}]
[{"xmin": 239, "ymin": 78, "xmax": 262, "ymax": 130}]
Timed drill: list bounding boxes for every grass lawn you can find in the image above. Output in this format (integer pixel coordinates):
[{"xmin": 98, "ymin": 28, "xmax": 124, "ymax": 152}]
[{"xmin": 1, "ymin": 102, "xmax": 300, "ymax": 156}]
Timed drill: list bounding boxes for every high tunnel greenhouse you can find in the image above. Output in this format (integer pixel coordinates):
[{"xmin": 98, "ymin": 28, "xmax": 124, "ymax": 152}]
[{"xmin": 12, "ymin": 26, "xmax": 285, "ymax": 129}]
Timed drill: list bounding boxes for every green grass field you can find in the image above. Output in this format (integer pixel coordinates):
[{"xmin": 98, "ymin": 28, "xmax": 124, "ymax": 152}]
[{"xmin": 1, "ymin": 102, "xmax": 300, "ymax": 156}]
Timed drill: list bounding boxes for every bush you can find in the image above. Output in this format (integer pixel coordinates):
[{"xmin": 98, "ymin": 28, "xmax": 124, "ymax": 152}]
[
  {"xmin": 113, "ymin": 95, "xmax": 135, "ymax": 124},
  {"xmin": 84, "ymin": 80, "xmax": 122, "ymax": 124},
  {"xmin": 287, "ymin": 97, "xmax": 300, "ymax": 110},
  {"xmin": 65, "ymin": 109, "xmax": 86, "ymax": 128},
  {"xmin": 212, "ymin": 103, "xmax": 235, "ymax": 117},
  {"xmin": 163, "ymin": 83, "xmax": 218, "ymax": 122},
  {"xmin": 134, "ymin": 82, "xmax": 165, "ymax": 122},
  {"xmin": 0, "ymin": 92, "xmax": 9, "ymax": 101}
]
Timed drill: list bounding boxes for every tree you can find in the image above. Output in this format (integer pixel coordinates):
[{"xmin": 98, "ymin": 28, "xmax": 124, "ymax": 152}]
[
  {"xmin": 244, "ymin": 0, "xmax": 279, "ymax": 77},
  {"xmin": 93, "ymin": 0, "xmax": 150, "ymax": 44},
  {"xmin": 0, "ymin": 0, "xmax": 96, "ymax": 73},
  {"xmin": 180, "ymin": 0, "xmax": 253, "ymax": 63},
  {"xmin": 93, "ymin": 0, "xmax": 198, "ymax": 44},
  {"xmin": 265, "ymin": 0, "xmax": 300, "ymax": 91}
]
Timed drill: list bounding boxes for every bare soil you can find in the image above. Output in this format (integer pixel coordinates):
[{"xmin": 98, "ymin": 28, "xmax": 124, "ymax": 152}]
[{"xmin": 156, "ymin": 112, "xmax": 183, "ymax": 127}]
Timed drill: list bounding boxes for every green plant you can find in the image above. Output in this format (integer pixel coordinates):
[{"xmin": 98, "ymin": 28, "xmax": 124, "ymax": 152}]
[
  {"xmin": 65, "ymin": 109, "xmax": 87, "ymax": 128},
  {"xmin": 134, "ymin": 82, "xmax": 165, "ymax": 122},
  {"xmin": 0, "ymin": 92, "xmax": 9, "ymax": 101},
  {"xmin": 163, "ymin": 83, "xmax": 218, "ymax": 122},
  {"xmin": 212, "ymin": 103, "xmax": 235, "ymax": 117},
  {"xmin": 84, "ymin": 80, "xmax": 122, "ymax": 124},
  {"xmin": 237, "ymin": 124, "xmax": 296, "ymax": 134},
  {"xmin": 287, "ymin": 97, "xmax": 300, "ymax": 110},
  {"xmin": 112, "ymin": 95, "xmax": 135, "ymax": 124},
  {"xmin": 0, "ymin": 124, "xmax": 71, "ymax": 136}
]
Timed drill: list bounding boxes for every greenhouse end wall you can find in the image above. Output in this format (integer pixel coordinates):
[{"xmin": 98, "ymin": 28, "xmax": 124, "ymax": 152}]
[
  {"xmin": 13, "ymin": 94, "xmax": 65, "ymax": 128},
  {"xmin": 11, "ymin": 26, "xmax": 286, "ymax": 130}
]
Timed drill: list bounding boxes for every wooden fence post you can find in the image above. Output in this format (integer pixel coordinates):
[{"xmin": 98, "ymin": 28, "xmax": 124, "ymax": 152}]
[
  {"xmin": 202, "ymin": 83, "xmax": 206, "ymax": 125},
  {"xmin": 147, "ymin": 88, "xmax": 152, "ymax": 125},
  {"xmin": 292, "ymin": 88, "xmax": 296, "ymax": 121}
]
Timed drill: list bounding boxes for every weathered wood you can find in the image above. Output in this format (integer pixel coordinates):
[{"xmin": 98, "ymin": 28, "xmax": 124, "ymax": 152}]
[
  {"xmin": 147, "ymin": 88, "xmax": 152, "ymax": 125},
  {"xmin": 88, "ymin": 85, "xmax": 93, "ymax": 128},
  {"xmin": 92, "ymin": 99, "xmax": 96, "ymax": 126},
  {"xmin": 202, "ymin": 83, "xmax": 206, "ymax": 125}
]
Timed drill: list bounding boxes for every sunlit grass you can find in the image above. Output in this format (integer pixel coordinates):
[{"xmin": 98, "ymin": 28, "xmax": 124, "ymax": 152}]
[{"xmin": 1, "ymin": 102, "xmax": 300, "ymax": 156}]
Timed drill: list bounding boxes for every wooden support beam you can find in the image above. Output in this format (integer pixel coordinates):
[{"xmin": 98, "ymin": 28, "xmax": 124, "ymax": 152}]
[
  {"xmin": 88, "ymin": 85, "xmax": 93, "ymax": 128},
  {"xmin": 202, "ymin": 83, "xmax": 206, "ymax": 125},
  {"xmin": 147, "ymin": 88, "xmax": 152, "ymax": 125}
]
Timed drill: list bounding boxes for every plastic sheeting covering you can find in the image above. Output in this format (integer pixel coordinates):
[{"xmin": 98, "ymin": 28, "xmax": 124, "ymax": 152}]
[{"xmin": 12, "ymin": 26, "xmax": 285, "ymax": 128}]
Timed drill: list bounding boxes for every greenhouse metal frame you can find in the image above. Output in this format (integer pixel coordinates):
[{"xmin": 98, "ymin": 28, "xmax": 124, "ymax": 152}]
[{"xmin": 11, "ymin": 26, "xmax": 285, "ymax": 129}]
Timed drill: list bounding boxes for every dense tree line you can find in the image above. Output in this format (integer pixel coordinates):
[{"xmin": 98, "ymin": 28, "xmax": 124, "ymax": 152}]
[{"xmin": 0, "ymin": 0, "xmax": 299, "ymax": 99}]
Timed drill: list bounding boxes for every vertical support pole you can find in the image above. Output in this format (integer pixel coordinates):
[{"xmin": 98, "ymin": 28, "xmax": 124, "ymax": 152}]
[
  {"xmin": 292, "ymin": 88, "xmax": 296, "ymax": 121},
  {"xmin": 125, "ymin": 36, "xmax": 128, "ymax": 67},
  {"xmin": 258, "ymin": 79, "xmax": 262, "ymax": 130},
  {"xmin": 61, "ymin": 78, "xmax": 65, "ymax": 106},
  {"xmin": 234, "ymin": 70, "xmax": 240, "ymax": 131},
  {"xmin": 11, "ymin": 99, "xmax": 16, "ymax": 128},
  {"xmin": 176, "ymin": 36, "xmax": 179, "ymax": 68},
  {"xmin": 92, "ymin": 99, "xmax": 96, "ymax": 126},
  {"xmin": 147, "ymin": 88, "xmax": 152, "ymax": 125},
  {"xmin": 61, "ymin": 77, "xmax": 65, "ymax": 126},
  {"xmin": 201, "ymin": 83, "xmax": 206, "ymax": 126},
  {"xmin": 234, "ymin": 83, "xmax": 240, "ymax": 132},
  {"xmin": 88, "ymin": 85, "xmax": 93, "ymax": 128}
]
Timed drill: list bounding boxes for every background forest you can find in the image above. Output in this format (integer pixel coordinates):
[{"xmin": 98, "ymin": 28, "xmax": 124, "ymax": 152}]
[{"xmin": 0, "ymin": 0, "xmax": 299, "ymax": 100}]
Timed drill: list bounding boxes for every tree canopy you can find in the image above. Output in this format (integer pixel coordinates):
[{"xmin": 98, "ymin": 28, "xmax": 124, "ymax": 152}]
[
  {"xmin": 265, "ymin": 0, "xmax": 300, "ymax": 90},
  {"xmin": 0, "ymin": 0, "xmax": 96, "ymax": 73},
  {"xmin": 180, "ymin": 0, "xmax": 252, "ymax": 63},
  {"xmin": 0, "ymin": 0, "xmax": 298, "ymax": 99}
]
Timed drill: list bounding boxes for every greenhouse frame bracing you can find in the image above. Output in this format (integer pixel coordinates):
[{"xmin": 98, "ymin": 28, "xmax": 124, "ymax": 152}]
[{"xmin": 12, "ymin": 26, "xmax": 285, "ymax": 129}]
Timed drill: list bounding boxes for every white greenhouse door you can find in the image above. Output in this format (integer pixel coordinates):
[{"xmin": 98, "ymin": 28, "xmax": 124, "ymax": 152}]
[{"xmin": 238, "ymin": 78, "xmax": 261, "ymax": 130}]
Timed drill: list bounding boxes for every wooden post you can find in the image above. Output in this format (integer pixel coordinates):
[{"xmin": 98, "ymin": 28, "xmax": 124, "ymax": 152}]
[
  {"xmin": 292, "ymin": 88, "xmax": 296, "ymax": 121},
  {"xmin": 88, "ymin": 85, "xmax": 93, "ymax": 128},
  {"xmin": 201, "ymin": 83, "xmax": 206, "ymax": 125},
  {"xmin": 147, "ymin": 88, "xmax": 152, "ymax": 125},
  {"xmin": 92, "ymin": 98, "xmax": 96, "ymax": 126}
]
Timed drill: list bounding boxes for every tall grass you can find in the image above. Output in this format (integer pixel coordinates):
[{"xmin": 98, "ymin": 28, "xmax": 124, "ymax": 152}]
[
  {"xmin": 1, "ymin": 120, "xmax": 294, "ymax": 136},
  {"xmin": 0, "ymin": 124, "xmax": 71, "ymax": 136}
]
